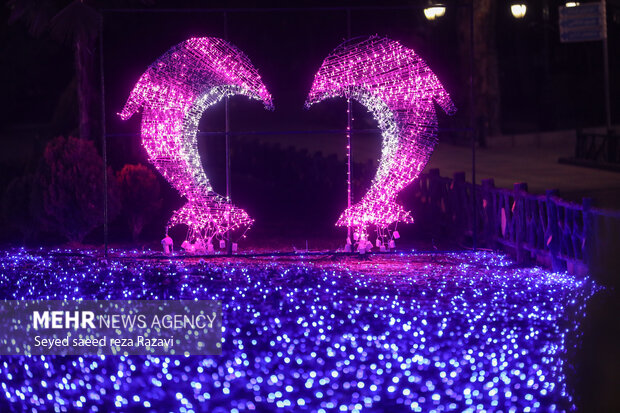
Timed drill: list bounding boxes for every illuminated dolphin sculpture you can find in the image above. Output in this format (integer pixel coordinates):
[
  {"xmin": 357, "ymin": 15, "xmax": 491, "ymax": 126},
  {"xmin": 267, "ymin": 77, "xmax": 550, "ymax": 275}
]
[
  {"xmin": 305, "ymin": 35, "xmax": 456, "ymax": 241},
  {"xmin": 120, "ymin": 37, "xmax": 273, "ymax": 245}
]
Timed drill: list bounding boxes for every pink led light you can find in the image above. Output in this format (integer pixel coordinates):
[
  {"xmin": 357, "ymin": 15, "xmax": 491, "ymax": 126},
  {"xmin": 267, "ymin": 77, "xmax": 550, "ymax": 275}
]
[
  {"xmin": 120, "ymin": 37, "xmax": 273, "ymax": 246},
  {"xmin": 305, "ymin": 36, "xmax": 456, "ymax": 242}
]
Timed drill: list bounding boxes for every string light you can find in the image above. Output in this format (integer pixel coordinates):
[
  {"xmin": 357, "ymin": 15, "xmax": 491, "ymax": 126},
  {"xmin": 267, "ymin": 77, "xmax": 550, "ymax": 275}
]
[
  {"xmin": 305, "ymin": 36, "xmax": 456, "ymax": 246},
  {"xmin": 120, "ymin": 37, "xmax": 273, "ymax": 246},
  {"xmin": 0, "ymin": 248, "xmax": 599, "ymax": 411}
]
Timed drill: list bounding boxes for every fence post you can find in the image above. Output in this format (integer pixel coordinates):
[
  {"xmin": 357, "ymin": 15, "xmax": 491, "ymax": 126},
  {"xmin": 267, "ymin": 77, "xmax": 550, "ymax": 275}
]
[
  {"xmin": 452, "ymin": 172, "xmax": 466, "ymax": 237},
  {"xmin": 426, "ymin": 168, "xmax": 441, "ymax": 237},
  {"xmin": 514, "ymin": 183, "xmax": 529, "ymax": 265},
  {"xmin": 582, "ymin": 197, "xmax": 593, "ymax": 269},
  {"xmin": 575, "ymin": 128, "xmax": 583, "ymax": 158},
  {"xmin": 610, "ymin": 131, "xmax": 618, "ymax": 163},
  {"xmin": 545, "ymin": 189, "xmax": 565, "ymax": 272},
  {"xmin": 481, "ymin": 178, "xmax": 495, "ymax": 247},
  {"xmin": 428, "ymin": 168, "xmax": 441, "ymax": 210}
]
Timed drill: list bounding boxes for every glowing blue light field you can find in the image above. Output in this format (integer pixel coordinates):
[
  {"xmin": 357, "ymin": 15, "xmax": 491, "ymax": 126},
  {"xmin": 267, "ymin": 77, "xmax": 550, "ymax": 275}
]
[{"xmin": 0, "ymin": 249, "xmax": 599, "ymax": 412}]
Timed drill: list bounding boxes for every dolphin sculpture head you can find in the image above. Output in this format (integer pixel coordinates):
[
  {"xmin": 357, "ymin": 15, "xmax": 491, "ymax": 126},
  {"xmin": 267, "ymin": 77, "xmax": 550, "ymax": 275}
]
[
  {"xmin": 121, "ymin": 37, "xmax": 273, "ymax": 122},
  {"xmin": 306, "ymin": 36, "xmax": 455, "ymax": 114}
]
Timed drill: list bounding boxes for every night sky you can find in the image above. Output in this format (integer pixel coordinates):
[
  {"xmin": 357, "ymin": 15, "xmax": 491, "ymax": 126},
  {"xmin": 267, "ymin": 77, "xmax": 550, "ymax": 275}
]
[
  {"xmin": 4, "ymin": 1, "xmax": 618, "ymax": 139},
  {"xmin": 0, "ymin": 4, "xmax": 618, "ymax": 411}
]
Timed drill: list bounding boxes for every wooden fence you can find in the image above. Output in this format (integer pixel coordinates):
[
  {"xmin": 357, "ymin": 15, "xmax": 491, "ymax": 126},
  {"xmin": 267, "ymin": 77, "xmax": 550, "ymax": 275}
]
[
  {"xmin": 412, "ymin": 168, "xmax": 620, "ymax": 276},
  {"xmin": 559, "ymin": 129, "xmax": 619, "ymax": 172}
]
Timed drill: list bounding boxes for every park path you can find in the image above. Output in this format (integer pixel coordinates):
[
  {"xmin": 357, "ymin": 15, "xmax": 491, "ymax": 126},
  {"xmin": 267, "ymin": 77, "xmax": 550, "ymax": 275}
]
[
  {"xmin": 427, "ymin": 141, "xmax": 620, "ymax": 208},
  {"xmin": 253, "ymin": 127, "xmax": 620, "ymax": 209}
]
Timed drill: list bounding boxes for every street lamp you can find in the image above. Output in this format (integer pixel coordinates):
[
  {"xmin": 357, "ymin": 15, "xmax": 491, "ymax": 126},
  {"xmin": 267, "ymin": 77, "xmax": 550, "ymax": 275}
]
[
  {"xmin": 423, "ymin": 2, "xmax": 446, "ymax": 20},
  {"xmin": 510, "ymin": 3, "xmax": 527, "ymax": 19}
]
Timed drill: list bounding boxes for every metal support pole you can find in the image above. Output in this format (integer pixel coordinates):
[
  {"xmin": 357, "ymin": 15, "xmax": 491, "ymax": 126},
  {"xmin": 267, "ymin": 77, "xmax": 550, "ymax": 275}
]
[
  {"xmin": 347, "ymin": 98, "xmax": 352, "ymax": 241},
  {"xmin": 346, "ymin": 8, "xmax": 353, "ymax": 244},
  {"xmin": 224, "ymin": 12, "xmax": 233, "ymax": 255},
  {"xmin": 225, "ymin": 102, "xmax": 231, "ymax": 202},
  {"xmin": 99, "ymin": 16, "xmax": 108, "ymax": 258},
  {"xmin": 470, "ymin": 1, "xmax": 477, "ymax": 251},
  {"xmin": 602, "ymin": 0, "xmax": 611, "ymax": 131}
]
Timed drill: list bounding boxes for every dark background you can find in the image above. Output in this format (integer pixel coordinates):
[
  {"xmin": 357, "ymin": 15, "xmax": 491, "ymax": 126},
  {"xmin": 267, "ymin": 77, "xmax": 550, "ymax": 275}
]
[
  {"xmin": 3, "ymin": 0, "xmax": 619, "ymax": 246},
  {"xmin": 0, "ymin": 1, "xmax": 619, "ymax": 411}
]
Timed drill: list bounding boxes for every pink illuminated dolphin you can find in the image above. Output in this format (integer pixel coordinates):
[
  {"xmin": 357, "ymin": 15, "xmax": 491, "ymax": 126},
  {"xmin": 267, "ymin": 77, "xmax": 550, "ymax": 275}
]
[
  {"xmin": 120, "ymin": 37, "xmax": 273, "ymax": 243},
  {"xmin": 305, "ymin": 36, "xmax": 456, "ymax": 231}
]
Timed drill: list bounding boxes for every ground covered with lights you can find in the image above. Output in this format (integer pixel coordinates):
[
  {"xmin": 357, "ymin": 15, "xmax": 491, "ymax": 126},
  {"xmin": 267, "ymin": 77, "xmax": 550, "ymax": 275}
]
[{"xmin": 0, "ymin": 249, "xmax": 599, "ymax": 412}]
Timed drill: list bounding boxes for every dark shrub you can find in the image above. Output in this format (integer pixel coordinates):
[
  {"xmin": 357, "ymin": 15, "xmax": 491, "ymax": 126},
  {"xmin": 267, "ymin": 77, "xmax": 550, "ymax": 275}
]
[
  {"xmin": 38, "ymin": 136, "xmax": 119, "ymax": 243},
  {"xmin": 117, "ymin": 163, "xmax": 162, "ymax": 242}
]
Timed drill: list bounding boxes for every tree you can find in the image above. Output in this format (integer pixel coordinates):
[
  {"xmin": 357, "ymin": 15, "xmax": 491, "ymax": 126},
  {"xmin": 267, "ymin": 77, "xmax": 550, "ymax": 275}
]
[
  {"xmin": 38, "ymin": 136, "xmax": 119, "ymax": 243},
  {"xmin": 456, "ymin": 0, "xmax": 502, "ymax": 139},
  {"xmin": 7, "ymin": 0, "xmax": 101, "ymax": 140},
  {"xmin": 117, "ymin": 164, "xmax": 162, "ymax": 242}
]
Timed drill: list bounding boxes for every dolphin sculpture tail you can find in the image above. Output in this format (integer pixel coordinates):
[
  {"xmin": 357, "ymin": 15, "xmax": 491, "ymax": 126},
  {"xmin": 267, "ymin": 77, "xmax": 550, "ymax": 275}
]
[
  {"xmin": 168, "ymin": 194, "xmax": 252, "ymax": 239},
  {"xmin": 336, "ymin": 198, "xmax": 413, "ymax": 230}
]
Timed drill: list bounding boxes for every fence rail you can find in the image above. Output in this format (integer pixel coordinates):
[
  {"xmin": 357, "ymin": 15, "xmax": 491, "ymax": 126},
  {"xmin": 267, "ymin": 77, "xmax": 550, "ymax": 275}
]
[
  {"xmin": 413, "ymin": 168, "xmax": 620, "ymax": 275},
  {"xmin": 574, "ymin": 130, "xmax": 618, "ymax": 164},
  {"xmin": 559, "ymin": 129, "xmax": 620, "ymax": 171}
]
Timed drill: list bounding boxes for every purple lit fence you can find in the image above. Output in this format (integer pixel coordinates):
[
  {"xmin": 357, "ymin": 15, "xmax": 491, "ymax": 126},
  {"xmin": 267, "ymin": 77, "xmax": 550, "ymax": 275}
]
[{"xmin": 413, "ymin": 168, "xmax": 620, "ymax": 276}]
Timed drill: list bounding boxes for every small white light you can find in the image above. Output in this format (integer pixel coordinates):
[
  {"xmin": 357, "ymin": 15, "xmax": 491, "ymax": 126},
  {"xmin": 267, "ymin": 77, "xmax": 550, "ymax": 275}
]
[
  {"xmin": 565, "ymin": 2, "xmax": 580, "ymax": 7},
  {"xmin": 511, "ymin": 4, "xmax": 527, "ymax": 19}
]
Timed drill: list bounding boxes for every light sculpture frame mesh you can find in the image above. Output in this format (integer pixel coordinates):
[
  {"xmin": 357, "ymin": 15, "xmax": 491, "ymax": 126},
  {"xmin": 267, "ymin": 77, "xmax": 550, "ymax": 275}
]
[{"xmin": 120, "ymin": 37, "xmax": 273, "ymax": 245}]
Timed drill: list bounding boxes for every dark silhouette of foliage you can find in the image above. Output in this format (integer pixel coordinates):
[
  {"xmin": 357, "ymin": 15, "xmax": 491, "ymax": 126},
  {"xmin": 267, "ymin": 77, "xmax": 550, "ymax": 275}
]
[
  {"xmin": 117, "ymin": 163, "xmax": 162, "ymax": 241},
  {"xmin": 455, "ymin": 0, "xmax": 501, "ymax": 138},
  {"xmin": 7, "ymin": 0, "xmax": 101, "ymax": 140},
  {"xmin": 38, "ymin": 136, "xmax": 119, "ymax": 243}
]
